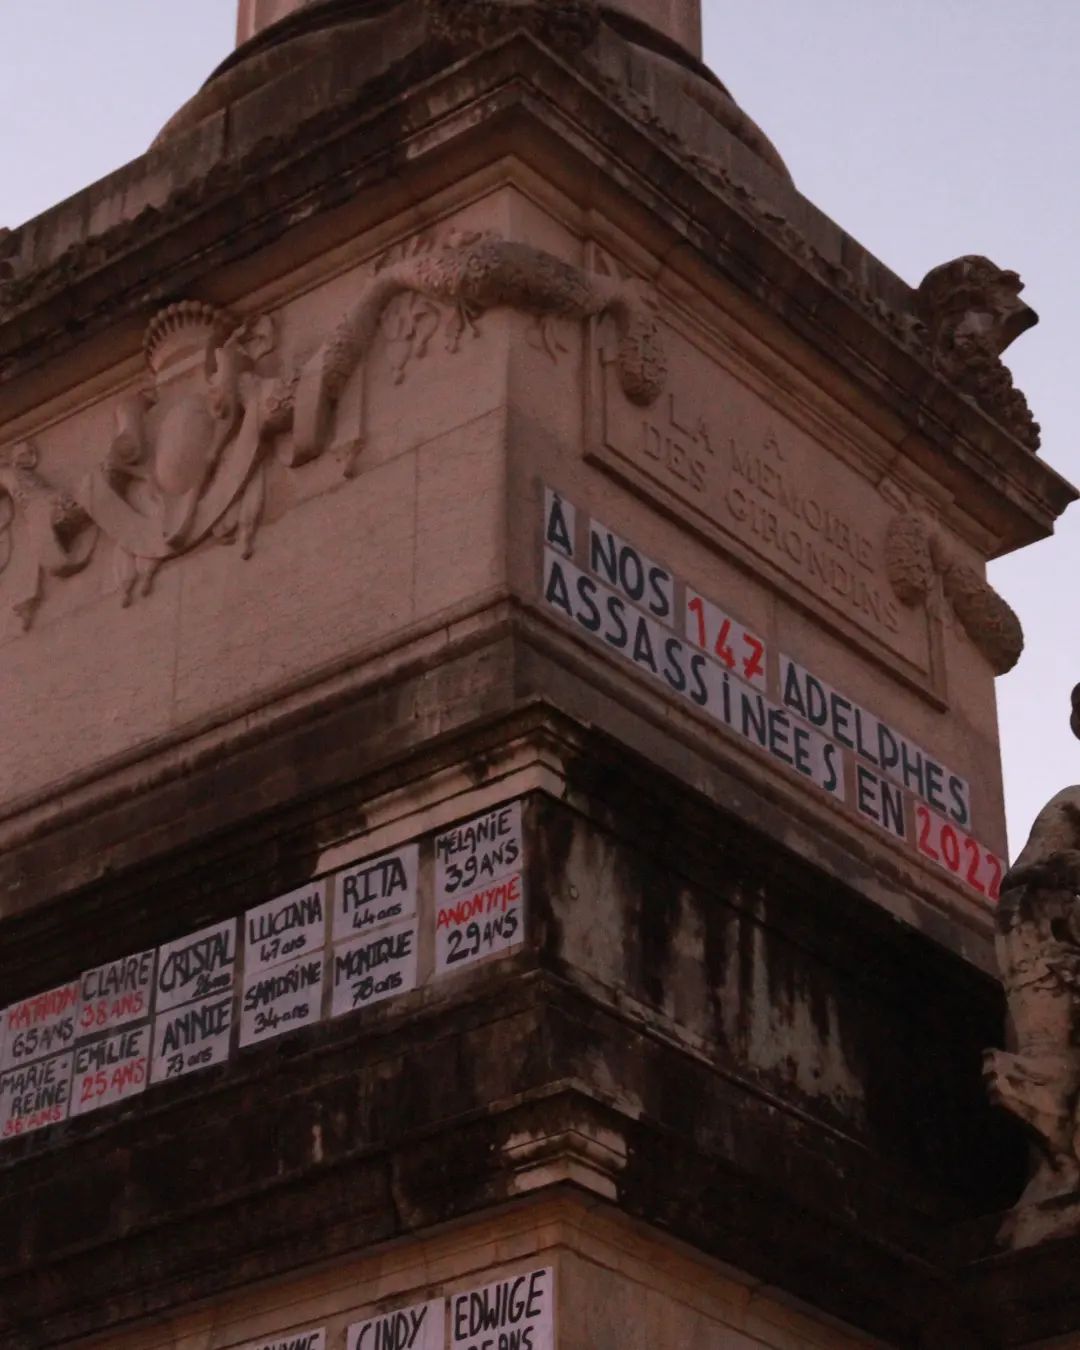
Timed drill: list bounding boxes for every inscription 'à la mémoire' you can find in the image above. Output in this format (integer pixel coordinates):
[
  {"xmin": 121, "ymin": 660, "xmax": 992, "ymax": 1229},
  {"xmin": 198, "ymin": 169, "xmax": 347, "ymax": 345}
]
[{"xmin": 594, "ymin": 321, "xmax": 921, "ymax": 670}]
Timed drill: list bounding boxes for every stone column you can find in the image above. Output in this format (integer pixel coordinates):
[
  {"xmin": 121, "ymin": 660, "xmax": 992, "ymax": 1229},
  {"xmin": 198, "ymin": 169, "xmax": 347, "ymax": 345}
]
[
  {"xmin": 236, "ymin": 0, "xmax": 309, "ymax": 46},
  {"xmin": 607, "ymin": 0, "xmax": 701, "ymax": 58},
  {"xmin": 237, "ymin": 0, "xmax": 702, "ymax": 59}
]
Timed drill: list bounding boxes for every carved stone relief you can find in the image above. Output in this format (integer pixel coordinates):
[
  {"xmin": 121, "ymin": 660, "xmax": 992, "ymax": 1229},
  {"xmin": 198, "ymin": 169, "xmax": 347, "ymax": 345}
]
[
  {"xmin": 916, "ymin": 255, "xmax": 1040, "ymax": 452},
  {"xmin": 0, "ymin": 233, "xmax": 665, "ymax": 629},
  {"xmin": 985, "ymin": 686, "xmax": 1080, "ymax": 1246},
  {"xmin": 0, "ymin": 442, "xmax": 97, "ymax": 629},
  {"xmin": 296, "ymin": 230, "xmax": 666, "ymax": 476},
  {"xmin": 585, "ymin": 288, "xmax": 949, "ymax": 688},
  {"xmin": 884, "ymin": 512, "xmax": 1023, "ymax": 675}
]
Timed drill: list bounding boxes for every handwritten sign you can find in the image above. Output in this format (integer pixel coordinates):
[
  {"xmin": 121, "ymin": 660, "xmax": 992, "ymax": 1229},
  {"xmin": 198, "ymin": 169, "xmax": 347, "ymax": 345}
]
[
  {"xmin": 155, "ymin": 919, "xmax": 237, "ymax": 1014},
  {"xmin": 0, "ymin": 793, "xmax": 539, "ymax": 1145},
  {"xmin": 245, "ymin": 882, "xmax": 327, "ymax": 976},
  {"xmin": 78, "ymin": 950, "xmax": 155, "ymax": 1038},
  {"xmin": 685, "ymin": 588, "xmax": 766, "ymax": 691},
  {"xmin": 71, "ymin": 1024, "xmax": 150, "ymax": 1117},
  {"xmin": 435, "ymin": 803, "xmax": 525, "ymax": 974},
  {"xmin": 347, "ymin": 1299, "xmax": 444, "ymax": 1350},
  {"xmin": 587, "ymin": 518, "xmax": 675, "ymax": 628},
  {"xmin": 241, "ymin": 1332, "xmax": 326, "ymax": 1350},
  {"xmin": 544, "ymin": 547, "xmax": 843, "ymax": 802},
  {"xmin": 451, "ymin": 1268, "xmax": 554, "ymax": 1350},
  {"xmin": 152, "ymin": 993, "xmax": 234, "ymax": 1084},
  {"xmin": 779, "ymin": 657, "xmax": 971, "ymax": 828},
  {"xmin": 0, "ymin": 1052, "xmax": 73, "ymax": 1138},
  {"xmin": 2, "ymin": 980, "xmax": 80, "ymax": 1070},
  {"xmin": 240, "ymin": 952, "xmax": 324, "ymax": 1047},
  {"xmin": 915, "ymin": 804, "xmax": 1004, "ymax": 901},
  {"xmin": 333, "ymin": 844, "xmax": 418, "ymax": 941},
  {"xmin": 542, "ymin": 488, "xmax": 1011, "ymax": 903},
  {"xmin": 331, "ymin": 919, "xmax": 418, "ymax": 1018}
]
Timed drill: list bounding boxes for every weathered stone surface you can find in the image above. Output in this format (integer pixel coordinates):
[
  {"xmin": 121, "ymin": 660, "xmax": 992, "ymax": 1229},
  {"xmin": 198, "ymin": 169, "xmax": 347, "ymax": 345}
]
[
  {"xmin": 983, "ymin": 695, "xmax": 1080, "ymax": 1252},
  {"xmin": 0, "ymin": 750, "xmax": 1023, "ymax": 1346},
  {"xmin": 0, "ymin": 5, "xmax": 1074, "ymax": 1349}
]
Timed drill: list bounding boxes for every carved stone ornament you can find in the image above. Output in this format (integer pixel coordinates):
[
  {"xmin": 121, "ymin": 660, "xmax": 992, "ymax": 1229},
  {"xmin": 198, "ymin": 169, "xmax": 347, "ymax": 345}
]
[
  {"xmin": 884, "ymin": 512, "xmax": 1023, "ymax": 675},
  {"xmin": 423, "ymin": 0, "xmax": 602, "ymax": 52},
  {"xmin": 0, "ymin": 233, "xmax": 665, "ymax": 627},
  {"xmin": 985, "ymin": 686, "xmax": 1080, "ymax": 1245},
  {"xmin": 916, "ymin": 255, "xmax": 1041, "ymax": 452}
]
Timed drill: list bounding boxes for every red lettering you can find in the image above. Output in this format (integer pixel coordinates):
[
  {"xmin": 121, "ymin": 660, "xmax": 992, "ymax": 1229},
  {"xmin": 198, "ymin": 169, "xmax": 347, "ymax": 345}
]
[
  {"xmin": 688, "ymin": 596, "xmax": 706, "ymax": 648},
  {"xmin": 964, "ymin": 838, "xmax": 986, "ymax": 895},
  {"xmin": 742, "ymin": 635, "xmax": 765, "ymax": 683},
  {"xmin": 985, "ymin": 853, "xmax": 1003, "ymax": 903}
]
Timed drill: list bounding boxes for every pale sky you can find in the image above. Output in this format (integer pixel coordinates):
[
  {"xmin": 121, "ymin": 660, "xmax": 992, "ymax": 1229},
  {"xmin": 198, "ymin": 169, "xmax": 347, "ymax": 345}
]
[{"xmin": 1, "ymin": 1, "xmax": 1077, "ymax": 851}]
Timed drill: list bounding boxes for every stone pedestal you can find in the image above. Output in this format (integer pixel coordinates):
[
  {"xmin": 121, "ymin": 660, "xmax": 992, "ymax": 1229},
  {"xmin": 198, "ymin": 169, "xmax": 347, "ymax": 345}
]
[{"xmin": 0, "ymin": 3, "xmax": 1072, "ymax": 1349}]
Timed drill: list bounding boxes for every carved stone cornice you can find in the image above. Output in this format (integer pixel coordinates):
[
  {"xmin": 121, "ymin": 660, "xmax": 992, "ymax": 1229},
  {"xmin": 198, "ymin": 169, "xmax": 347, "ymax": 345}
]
[{"xmin": 0, "ymin": 25, "xmax": 1072, "ymax": 555}]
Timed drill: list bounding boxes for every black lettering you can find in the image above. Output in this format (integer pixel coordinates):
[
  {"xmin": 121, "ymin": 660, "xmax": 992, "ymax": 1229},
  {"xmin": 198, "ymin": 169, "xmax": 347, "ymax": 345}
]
[
  {"xmin": 878, "ymin": 723, "xmax": 899, "ymax": 773},
  {"xmin": 781, "ymin": 662, "xmax": 806, "ymax": 719},
  {"xmin": 632, "ymin": 616, "xmax": 657, "ymax": 672},
  {"xmin": 689, "ymin": 653, "xmax": 709, "ymax": 707},
  {"xmin": 590, "ymin": 528, "xmax": 618, "ymax": 587},
  {"xmin": 856, "ymin": 765, "xmax": 880, "ymax": 822},
  {"xmin": 853, "ymin": 707, "xmax": 879, "ymax": 765},
  {"xmin": 830, "ymin": 693, "xmax": 854, "ymax": 749},
  {"xmin": 662, "ymin": 637, "xmax": 687, "ymax": 693},
  {"xmin": 543, "ymin": 558, "xmax": 573, "ymax": 619},
  {"xmin": 647, "ymin": 565, "xmax": 673, "ymax": 619},
  {"xmin": 545, "ymin": 494, "xmax": 574, "ymax": 556},
  {"xmin": 768, "ymin": 708, "xmax": 794, "ymax": 765},
  {"xmin": 740, "ymin": 691, "xmax": 767, "ymax": 748},
  {"xmin": 948, "ymin": 774, "xmax": 970, "ymax": 828},
  {"xmin": 881, "ymin": 779, "xmax": 906, "ymax": 839},
  {"xmin": 604, "ymin": 595, "xmax": 628, "ymax": 649},
  {"xmin": 924, "ymin": 759, "xmax": 946, "ymax": 814},
  {"xmin": 792, "ymin": 725, "xmax": 813, "ymax": 777},
  {"xmin": 822, "ymin": 742, "xmax": 841, "ymax": 795},
  {"xmin": 900, "ymin": 739, "xmax": 925, "ymax": 798},
  {"xmin": 574, "ymin": 574, "xmax": 601, "ymax": 632},
  {"xmin": 805, "ymin": 675, "xmax": 828, "ymax": 728},
  {"xmin": 618, "ymin": 546, "xmax": 645, "ymax": 601}
]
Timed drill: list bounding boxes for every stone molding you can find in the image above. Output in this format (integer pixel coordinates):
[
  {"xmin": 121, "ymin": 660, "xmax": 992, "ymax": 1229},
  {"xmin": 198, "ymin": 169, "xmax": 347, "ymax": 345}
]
[{"xmin": 0, "ymin": 31, "xmax": 1063, "ymax": 550}]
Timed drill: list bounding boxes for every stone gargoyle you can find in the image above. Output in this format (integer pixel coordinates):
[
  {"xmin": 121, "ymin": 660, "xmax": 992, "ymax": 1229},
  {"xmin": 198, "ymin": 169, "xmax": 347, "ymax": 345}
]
[{"xmin": 984, "ymin": 683, "xmax": 1080, "ymax": 1245}]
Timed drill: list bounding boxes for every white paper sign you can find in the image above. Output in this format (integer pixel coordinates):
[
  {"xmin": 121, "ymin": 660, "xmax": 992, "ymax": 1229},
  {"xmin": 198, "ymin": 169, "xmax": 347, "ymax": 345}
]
[
  {"xmin": 0, "ymin": 1051, "xmax": 73, "ymax": 1139},
  {"xmin": 245, "ymin": 881, "xmax": 327, "ymax": 976},
  {"xmin": 435, "ymin": 802, "xmax": 523, "ymax": 901},
  {"xmin": 348, "ymin": 1299, "xmax": 444, "ymax": 1350},
  {"xmin": 450, "ymin": 1268, "xmax": 554, "ymax": 1350},
  {"xmin": 240, "ymin": 952, "xmax": 324, "ymax": 1047},
  {"xmin": 333, "ymin": 844, "xmax": 419, "ymax": 941},
  {"xmin": 435, "ymin": 873, "xmax": 525, "ymax": 974},
  {"xmin": 1, "ymin": 980, "xmax": 80, "ymax": 1070},
  {"xmin": 155, "ymin": 919, "xmax": 237, "ymax": 1014},
  {"xmin": 77, "ymin": 950, "xmax": 156, "ymax": 1039},
  {"xmin": 70, "ymin": 1023, "xmax": 150, "ymax": 1116},
  {"xmin": 241, "ymin": 1331, "xmax": 326, "ymax": 1350},
  {"xmin": 331, "ymin": 919, "xmax": 418, "ymax": 1019},
  {"xmin": 151, "ymin": 992, "xmax": 234, "ymax": 1084},
  {"xmin": 434, "ymin": 802, "xmax": 526, "ymax": 974}
]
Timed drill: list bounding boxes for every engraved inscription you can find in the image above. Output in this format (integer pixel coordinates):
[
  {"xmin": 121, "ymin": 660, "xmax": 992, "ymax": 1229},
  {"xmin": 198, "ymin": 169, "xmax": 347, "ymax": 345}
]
[{"xmin": 592, "ymin": 317, "xmax": 931, "ymax": 677}]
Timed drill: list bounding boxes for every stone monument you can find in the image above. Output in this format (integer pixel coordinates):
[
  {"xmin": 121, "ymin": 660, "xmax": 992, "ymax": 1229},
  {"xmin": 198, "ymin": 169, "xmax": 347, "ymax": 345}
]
[{"xmin": 0, "ymin": 2, "xmax": 1075, "ymax": 1346}]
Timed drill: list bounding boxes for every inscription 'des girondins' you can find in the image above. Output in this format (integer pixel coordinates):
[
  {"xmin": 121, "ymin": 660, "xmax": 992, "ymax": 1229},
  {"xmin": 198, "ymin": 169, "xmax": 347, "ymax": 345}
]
[{"xmin": 595, "ymin": 330, "xmax": 912, "ymax": 657}]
